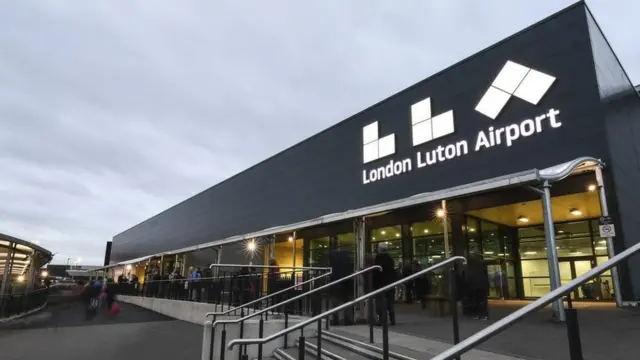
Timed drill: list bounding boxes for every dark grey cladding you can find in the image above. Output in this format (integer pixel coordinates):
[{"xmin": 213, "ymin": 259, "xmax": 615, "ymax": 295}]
[
  {"xmin": 111, "ymin": 2, "xmax": 634, "ymax": 299},
  {"xmin": 585, "ymin": 5, "xmax": 640, "ymax": 301}
]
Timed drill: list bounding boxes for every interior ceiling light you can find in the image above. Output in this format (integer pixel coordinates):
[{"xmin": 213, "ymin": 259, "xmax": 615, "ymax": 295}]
[
  {"xmin": 469, "ymin": 228, "xmax": 476, "ymax": 232},
  {"xmin": 517, "ymin": 216, "xmax": 529, "ymax": 223},
  {"xmin": 594, "ymin": 246, "xmax": 607, "ymax": 251},
  {"xmin": 288, "ymin": 236, "xmax": 293, "ymax": 242},
  {"xmin": 587, "ymin": 184, "xmax": 597, "ymax": 192},
  {"xmin": 423, "ymin": 229, "xmax": 429, "ymax": 233},
  {"xmin": 395, "ymin": 233, "xmax": 400, "ymax": 238},
  {"xmin": 569, "ymin": 208, "xmax": 582, "ymax": 216},
  {"xmin": 380, "ymin": 230, "xmax": 386, "ymax": 235},
  {"xmin": 524, "ymin": 251, "xmax": 537, "ymax": 255}
]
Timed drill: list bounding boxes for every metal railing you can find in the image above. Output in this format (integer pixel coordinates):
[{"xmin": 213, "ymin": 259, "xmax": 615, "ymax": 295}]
[
  {"xmin": 0, "ymin": 287, "xmax": 49, "ymax": 319},
  {"xmin": 115, "ymin": 265, "xmax": 329, "ymax": 312},
  {"xmin": 227, "ymin": 256, "xmax": 466, "ymax": 360},
  {"xmin": 431, "ymin": 241, "xmax": 640, "ymax": 360},
  {"xmin": 204, "ymin": 269, "xmax": 333, "ymax": 360},
  {"xmin": 205, "ymin": 269, "xmax": 332, "ymax": 320},
  {"xmin": 213, "ymin": 265, "xmax": 382, "ymax": 360}
]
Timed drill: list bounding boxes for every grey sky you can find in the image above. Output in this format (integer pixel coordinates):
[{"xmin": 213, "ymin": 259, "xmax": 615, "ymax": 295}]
[{"xmin": 0, "ymin": 0, "xmax": 637, "ymax": 265}]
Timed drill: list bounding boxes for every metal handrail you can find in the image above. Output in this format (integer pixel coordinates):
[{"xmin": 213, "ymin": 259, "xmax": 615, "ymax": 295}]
[
  {"xmin": 205, "ymin": 270, "xmax": 333, "ymax": 318},
  {"xmin": 431, "ymin": 241, "xmax": 640, "ymax": 360},
  {"xmin": 227, "ymin": 256, "xmax": 466, "ymax": 350},
  {"xmin": 208, "ymin": 264, "xmax": 331, "ymax": 271},
  {"xmin": 213, "ymin": 265, "xmax": 382, "ymax": 329}
]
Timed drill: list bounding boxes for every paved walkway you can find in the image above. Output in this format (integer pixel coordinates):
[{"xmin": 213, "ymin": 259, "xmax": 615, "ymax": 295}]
[
  {"xmin": 0, "ymin": 300, "xmax": 203, "ymax": 360},
  {"xmin": 391, "ymin": 300, "xmax": 640, "ymax": 360}
]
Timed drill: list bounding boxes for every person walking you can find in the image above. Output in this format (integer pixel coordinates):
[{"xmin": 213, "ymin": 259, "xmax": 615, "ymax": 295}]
[
  {"xmin": 373, "ymin": 242, "xmax": 396, "ymax": 326},
  {"xmin": 466, "ymin": 254, "xmax": 490, "ymax": 320},
  {"xmin": 329, "ymin": 244, "xmax": 354, "ymax": 325},
  {"xmin": 411, "ymin": 258, "xmax": 429, "ymax": 310}
]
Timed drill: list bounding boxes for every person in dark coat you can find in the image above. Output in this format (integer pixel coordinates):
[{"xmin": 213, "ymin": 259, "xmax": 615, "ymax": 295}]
[
  {"xmin": 373, "ymin": 242, "xmax": 396, "ymax": 326},
  {"xmin": 466, "ymin": 254, "xmax": 490, "ymax": 320},
  {"xmin": 411, "ymin": 259, "xmax": 429, "ymax": 309},
  {"xmin": 329, "ymin": 245, "xmax": 354, "ymax": 325}
]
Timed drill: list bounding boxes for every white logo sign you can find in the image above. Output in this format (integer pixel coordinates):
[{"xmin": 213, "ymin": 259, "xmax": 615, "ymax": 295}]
[
  {"xmin": 362, "ymin": 121, "xmax": 395, "ymax": 164},
  {"xmin": 475, "ymin": 60, "xmax": 556, "ymax": 120},
  {"xmin": 411, "ymin": 97, "xmax": 455, "ymax": 146},
  {"xmin": 361, "ymin": 61, "xmax": 561, "ymax": 185}
]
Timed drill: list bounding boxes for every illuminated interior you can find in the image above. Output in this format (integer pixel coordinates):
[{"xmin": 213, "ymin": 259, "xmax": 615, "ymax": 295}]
[
  {"xmin": 465, "ymin": 188, "xmax": 611, "ymax": 300},
  {"xmin": 466, "ymin": 191, "xmax": 601, "ymax": 226}
]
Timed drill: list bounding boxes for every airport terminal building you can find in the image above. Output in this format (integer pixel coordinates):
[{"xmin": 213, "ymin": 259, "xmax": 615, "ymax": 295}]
[{"xmin": 106, "ymin": 3, "xmax": 640, "ymax": 302}]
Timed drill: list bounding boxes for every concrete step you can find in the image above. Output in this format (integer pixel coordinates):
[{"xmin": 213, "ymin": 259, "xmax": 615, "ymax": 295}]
[{"xmin": 322, "ymin": 330, "xmax": 419, "ymax": 360}]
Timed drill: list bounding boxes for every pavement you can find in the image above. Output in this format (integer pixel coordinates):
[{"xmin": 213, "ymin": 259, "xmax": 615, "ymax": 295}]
[
  {"xmin": 390, "ymin": 300, "xmax": 640, "ymax": 360},
  {"xmin": 0, "ymin": 300, "xmax": 203, "ymax": 360}
]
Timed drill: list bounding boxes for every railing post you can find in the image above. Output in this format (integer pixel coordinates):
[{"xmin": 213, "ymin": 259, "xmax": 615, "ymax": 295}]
[
  {"xmin": 219, "ymin": 327, "xmax": 227, "ymax": 360},
  {"xmin": 317, "ymin": 317, "xmax": 322, "ymax": 360},
  {"xmin": 298, "ymin": 332, "xmax": 306, "ymax": 360},
  {"xmin": 238, "ymin": 310, "xmax": 245, "ymax": 360},
  {"xmin": 449, "ymin": 266, "xmax": 461, "ymax": 360},
  {"xmin": 258, "ymin": 317, "xmax": 264, "ymax": 360},
  {"xmin": 284, "ymin": 302, "xmax": 289, "ymax": 349},
  {"xmin": 565, "ymin": 296, "xmax": 584, "ymax": 360},
  {"xmin": 368, "ymin": 271, "xmax": 375, "ymax": 344},
  {"xmin": 381, "ymin": 293, "xmax": 389, "ymax": 360},
  {"xmin": 209, "ymin": 315, "xmax": 217, "ymax": 360}
]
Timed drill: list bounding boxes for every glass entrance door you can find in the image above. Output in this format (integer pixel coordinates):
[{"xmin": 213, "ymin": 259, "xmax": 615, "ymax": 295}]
[{"xmin": 558, "ymin": 259, "xmax": 595, "ymax": 300}]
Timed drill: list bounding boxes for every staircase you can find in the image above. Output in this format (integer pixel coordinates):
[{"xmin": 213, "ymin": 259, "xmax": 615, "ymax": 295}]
[{"xmin": 273, "ymin": 330, "xmax": 420, "ymax": 360}]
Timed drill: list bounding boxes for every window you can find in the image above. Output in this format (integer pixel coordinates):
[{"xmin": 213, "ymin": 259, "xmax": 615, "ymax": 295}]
[
  {"xmin": 309, "ymin": 236, "xmax": 330, "ymax": 267},
  {"xmin": 371, "ymin": 225, "xmax": 403, "ymax": 268},
  {"xmin": 411, "ymin": 220, "xmax": 451, "ymax": 265}
]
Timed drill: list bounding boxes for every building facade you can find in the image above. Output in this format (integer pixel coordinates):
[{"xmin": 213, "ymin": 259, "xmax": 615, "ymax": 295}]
[{"xmin": 108, "ymin": 3, "xmax": 640, "ymax": 302}]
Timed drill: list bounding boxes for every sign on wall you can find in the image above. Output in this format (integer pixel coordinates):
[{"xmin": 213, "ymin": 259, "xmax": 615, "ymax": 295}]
[
  {"xmin": 599, "ymin": 216, "xmax": 616, "ymax": 238},
  {"xmin": 361, "ymin": 60, "xmax": 560, "ymax": 185}
]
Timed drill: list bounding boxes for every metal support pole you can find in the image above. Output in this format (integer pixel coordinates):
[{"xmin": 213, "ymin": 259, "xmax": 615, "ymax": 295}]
[
  {"xmin": 292, "ymin": 231, "xmax": 297, "ymax": 285},
  {"xmin": 595, "ymin": 166, "xmax": 623, "ymax": 307},
  {"xmin": 442, "ymin": 200, "xmax": 450, "ymax": 258},
  {"xmin": 541, "ymin": 181, "xmax": 565, "ymax": 322}
]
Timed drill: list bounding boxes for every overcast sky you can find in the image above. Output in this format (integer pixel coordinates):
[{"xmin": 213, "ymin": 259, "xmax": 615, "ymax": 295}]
[{"xmin": 0, "ymin": 0, "xmax": 637, "ymax": 265}]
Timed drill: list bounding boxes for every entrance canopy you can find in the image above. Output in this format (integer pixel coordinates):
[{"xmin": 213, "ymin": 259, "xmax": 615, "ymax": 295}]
[
  {"xmin": 0, "ymin": 232, "xmax": 53, "ymax": 276},
  {"xmin": 99, "ymin": 156, "xmax": 604, "ymax": 271}
]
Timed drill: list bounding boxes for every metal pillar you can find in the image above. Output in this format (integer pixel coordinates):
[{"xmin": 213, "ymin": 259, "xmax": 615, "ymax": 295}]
[
  {"xmin": 541, "ymin": 181, "xmax": 565, "ymax": 322},
  {"xmin": 442, "ymin": 200, "xmax": 450, "ymax": 258},
  {"xmin": 292, "ymin": 231, "xmax": 297, "ymax": 283},
  {"xmin": 595, "ymin": 166, "xmax": 623, "ymax": 307},
  {"xmin": 268, "ymin": 237, "xmax": 275, "ymax": 261},
  {"xmin": 355, "ymin": 217, "xmax": 367, "ymax": 321},
  {"xmin": 0, "ymin": 243, "xmax": 15, "ymax": 296}
]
